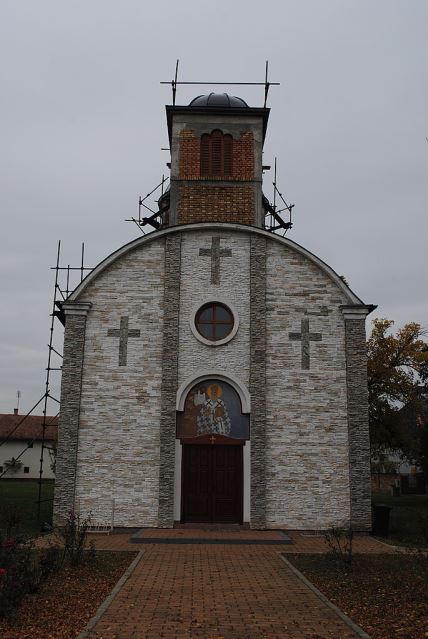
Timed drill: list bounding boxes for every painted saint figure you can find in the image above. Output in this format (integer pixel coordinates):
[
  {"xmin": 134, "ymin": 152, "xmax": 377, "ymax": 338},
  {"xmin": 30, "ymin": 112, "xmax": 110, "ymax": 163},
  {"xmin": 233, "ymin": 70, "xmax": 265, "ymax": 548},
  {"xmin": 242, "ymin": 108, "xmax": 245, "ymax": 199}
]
[{"xmin": 195, "ymin": 383, "xmax": 231, "ymax": 436}]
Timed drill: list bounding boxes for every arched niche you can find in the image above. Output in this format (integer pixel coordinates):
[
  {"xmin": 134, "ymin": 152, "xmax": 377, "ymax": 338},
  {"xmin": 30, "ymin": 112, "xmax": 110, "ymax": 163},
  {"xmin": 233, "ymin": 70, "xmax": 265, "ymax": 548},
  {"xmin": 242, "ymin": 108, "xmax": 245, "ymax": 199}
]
[
  {"xmin": 176, "ymin": 371, "xmax": 251, "ymax": 413},
  {"xmin": 176, "ymin": 378, "xmax": 250, "ymax": 441}
]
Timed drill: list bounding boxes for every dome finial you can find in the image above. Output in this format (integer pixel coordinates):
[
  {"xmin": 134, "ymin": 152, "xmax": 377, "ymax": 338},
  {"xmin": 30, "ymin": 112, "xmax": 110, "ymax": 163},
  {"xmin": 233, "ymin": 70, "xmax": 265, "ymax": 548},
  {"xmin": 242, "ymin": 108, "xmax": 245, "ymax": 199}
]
[{"xmin": 189, "ymin": 93, "xmax": 249, "ymax": 108}]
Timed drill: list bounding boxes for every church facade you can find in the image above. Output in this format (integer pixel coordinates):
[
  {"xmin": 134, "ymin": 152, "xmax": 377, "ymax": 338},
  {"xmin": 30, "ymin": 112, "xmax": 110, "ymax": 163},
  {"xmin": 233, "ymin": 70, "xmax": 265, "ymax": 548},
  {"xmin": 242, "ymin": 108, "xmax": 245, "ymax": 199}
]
[{"xmin": 54, "ymin": 93, "xmax": 373, "ymax": 530}]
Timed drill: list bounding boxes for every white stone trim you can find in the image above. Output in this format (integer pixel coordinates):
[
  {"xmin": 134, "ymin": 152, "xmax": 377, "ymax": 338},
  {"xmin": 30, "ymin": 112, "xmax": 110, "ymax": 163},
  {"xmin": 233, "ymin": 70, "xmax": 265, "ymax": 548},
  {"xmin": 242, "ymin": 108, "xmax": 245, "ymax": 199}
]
[
  {"xmin": 68, "ymin": 223, "xmax": 367, "ymax": 307},
  {"xmin": 173, "ymin": 438, "xmax": 182, "ymax": 521},
  {"xmin": 243, "ymin": 440, "xmax": 251, "ymax": 522},
  {"xmin": 62, "ymin": 301, "xmax": 92, "ymax": 316},
  {"xmin": 340, "ymin": 305, "xmax": 374, "ymax": 320},
  {"xmin": 176, "ymin": 370, "xmax": 251, "ymax": 413},
  {"xmin": 189, "ymin": 298, "xmax": 239, "ymax": 347}
]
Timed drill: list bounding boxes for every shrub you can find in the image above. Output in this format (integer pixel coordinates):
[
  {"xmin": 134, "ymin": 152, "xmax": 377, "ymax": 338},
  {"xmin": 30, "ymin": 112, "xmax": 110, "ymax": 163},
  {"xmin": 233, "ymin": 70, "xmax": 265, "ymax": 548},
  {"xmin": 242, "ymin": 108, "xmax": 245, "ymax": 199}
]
[
  {"xmin": 0, "ymin": 503, "xmax": 22, "ymax": 537},
  {"xmin": 323, "ymin": 526, "xmax": 354, "ymax": 569},
  {"xmin": 3, "ymin": 458, "xmax": 23, "ymax": 474},
  {"xmin": 0, "ymin": 510, "xmax": 95, "ymax": 618},
  {"xmin": 0, "ymin": 532, "xmax": 40, "ymax": 618},
  {"xmin": 58, "ymin": 509, "xmax": 92, "ymax": 566},
  {"xmin": 38, "ymin": 543, "xmax": 64, "ymax": 581}
]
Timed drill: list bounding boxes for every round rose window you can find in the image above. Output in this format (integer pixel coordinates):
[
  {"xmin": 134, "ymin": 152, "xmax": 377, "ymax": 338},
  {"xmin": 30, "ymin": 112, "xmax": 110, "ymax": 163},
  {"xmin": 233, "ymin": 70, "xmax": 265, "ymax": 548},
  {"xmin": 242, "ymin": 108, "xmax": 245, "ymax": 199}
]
[{"xmin": 195, "ymin": 302, "xmax": 234, "ymax": 342}]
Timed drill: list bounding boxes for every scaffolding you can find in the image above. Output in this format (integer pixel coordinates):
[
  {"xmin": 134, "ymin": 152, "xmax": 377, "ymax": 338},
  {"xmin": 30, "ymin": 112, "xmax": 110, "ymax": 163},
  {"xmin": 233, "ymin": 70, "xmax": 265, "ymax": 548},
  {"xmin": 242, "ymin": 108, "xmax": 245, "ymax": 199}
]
[
  {"xmin": 125, "ymin": 174, "xmax": 170, "ymax": 234},
  {"xmin": 0, "ymin": 241, "xmax": 92, "ymax": 525},
  {"xmin": 263, "ymin": 157, "xmax": 295, "ymax": 235}
]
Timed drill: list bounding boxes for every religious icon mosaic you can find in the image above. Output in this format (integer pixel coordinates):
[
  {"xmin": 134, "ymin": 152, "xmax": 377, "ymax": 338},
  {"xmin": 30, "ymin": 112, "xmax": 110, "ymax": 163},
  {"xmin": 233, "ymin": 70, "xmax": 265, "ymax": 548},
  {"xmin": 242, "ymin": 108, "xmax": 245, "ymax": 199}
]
[{"xmin": 177, "ymin": 380, "xmax": 250, "ymax": 440}]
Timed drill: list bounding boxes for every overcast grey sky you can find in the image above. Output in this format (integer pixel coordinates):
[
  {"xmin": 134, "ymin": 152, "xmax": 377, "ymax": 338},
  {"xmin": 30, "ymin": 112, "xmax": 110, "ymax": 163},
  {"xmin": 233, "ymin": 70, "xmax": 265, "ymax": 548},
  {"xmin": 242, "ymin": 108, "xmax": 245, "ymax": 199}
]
[{"xmin": 0, "ymin": 0, "xmax": 427, "ymax": 415}]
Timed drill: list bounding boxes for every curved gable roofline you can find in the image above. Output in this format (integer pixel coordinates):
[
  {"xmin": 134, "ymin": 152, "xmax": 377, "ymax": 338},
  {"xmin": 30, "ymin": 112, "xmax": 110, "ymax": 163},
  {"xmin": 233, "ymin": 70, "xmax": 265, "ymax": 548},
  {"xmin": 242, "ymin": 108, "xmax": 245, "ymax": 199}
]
[{"xmin": 68, "ymin": 223, "xmax": 365, "ymax": 306}]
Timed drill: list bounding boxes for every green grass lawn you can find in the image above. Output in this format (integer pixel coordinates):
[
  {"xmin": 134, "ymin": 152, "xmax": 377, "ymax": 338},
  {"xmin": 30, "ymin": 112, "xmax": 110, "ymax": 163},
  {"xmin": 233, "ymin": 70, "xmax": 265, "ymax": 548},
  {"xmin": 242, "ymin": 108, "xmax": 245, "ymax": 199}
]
[
  {"xmin": 372, "ymin": 491, "xmax": 428, "ymax": 547},
  {"xmin": 0, "ymin": 480, "xmax": 54, "ymax": 537}
]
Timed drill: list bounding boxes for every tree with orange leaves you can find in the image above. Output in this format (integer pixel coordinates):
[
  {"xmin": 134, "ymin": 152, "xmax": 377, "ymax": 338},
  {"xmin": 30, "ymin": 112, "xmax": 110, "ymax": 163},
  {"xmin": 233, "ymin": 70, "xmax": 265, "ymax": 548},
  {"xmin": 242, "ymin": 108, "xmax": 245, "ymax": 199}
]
[{"xmin": 367, "ymin": 318, "xmax": 428, "ymax": 460}]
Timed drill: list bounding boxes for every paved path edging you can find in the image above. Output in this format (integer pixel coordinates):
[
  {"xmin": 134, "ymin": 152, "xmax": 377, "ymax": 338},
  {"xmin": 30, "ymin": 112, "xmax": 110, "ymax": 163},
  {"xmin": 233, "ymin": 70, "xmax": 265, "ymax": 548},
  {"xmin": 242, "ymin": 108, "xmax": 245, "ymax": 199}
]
[
  {"xmin": 371, "ymin": 537, "xmax": 428, "ymax": 554},
  {"xmin": 75, "ymin": 550, "xmax": 144, "ymax": 639},
  {"xmin": 279, "ymin": 555, "xmax": 371, "ymax": 639}
]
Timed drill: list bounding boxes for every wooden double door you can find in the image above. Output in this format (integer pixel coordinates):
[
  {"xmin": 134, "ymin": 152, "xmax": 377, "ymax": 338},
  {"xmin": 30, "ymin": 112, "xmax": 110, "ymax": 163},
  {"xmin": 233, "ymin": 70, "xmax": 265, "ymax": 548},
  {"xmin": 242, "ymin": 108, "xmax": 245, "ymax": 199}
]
[{"xmin": 181, "ymin": 444, "xmax": 243, "ymax": 524}]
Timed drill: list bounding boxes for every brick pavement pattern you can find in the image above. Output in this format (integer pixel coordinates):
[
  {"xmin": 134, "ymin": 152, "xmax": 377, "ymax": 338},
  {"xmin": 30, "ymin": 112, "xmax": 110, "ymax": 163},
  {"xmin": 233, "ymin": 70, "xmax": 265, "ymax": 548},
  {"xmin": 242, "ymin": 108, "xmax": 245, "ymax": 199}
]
[
  {"xmin": 83, "ymin": 533, "xmax": 386, "ymax": 639},
  {"xmin": 85, "ymin": 529, "xmax": 393, "ymax": 553}
]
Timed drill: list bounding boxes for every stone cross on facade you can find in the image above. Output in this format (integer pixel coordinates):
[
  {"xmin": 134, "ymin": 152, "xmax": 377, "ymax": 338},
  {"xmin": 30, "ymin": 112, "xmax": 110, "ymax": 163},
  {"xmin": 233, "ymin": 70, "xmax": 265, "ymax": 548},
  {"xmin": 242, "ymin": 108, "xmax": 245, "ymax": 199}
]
[
  {"xmin": 107, "ymin": 316, "xmax": 140, "ymax": 367},
  {"xmin": 289, "ymin": 318, "xmax": 322, "ymax": 370},
  {"xmin": 199, "ymin": 237, "xmax": 232, "ymax": 285}
]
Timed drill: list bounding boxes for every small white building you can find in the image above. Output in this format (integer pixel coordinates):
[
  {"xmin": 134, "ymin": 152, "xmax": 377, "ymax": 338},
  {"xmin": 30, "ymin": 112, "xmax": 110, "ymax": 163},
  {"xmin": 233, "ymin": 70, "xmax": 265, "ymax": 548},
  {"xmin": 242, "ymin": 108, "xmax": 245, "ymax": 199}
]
[{"xmin": 0, "ymin": 411, "xmax": 57, "ymax": 480}]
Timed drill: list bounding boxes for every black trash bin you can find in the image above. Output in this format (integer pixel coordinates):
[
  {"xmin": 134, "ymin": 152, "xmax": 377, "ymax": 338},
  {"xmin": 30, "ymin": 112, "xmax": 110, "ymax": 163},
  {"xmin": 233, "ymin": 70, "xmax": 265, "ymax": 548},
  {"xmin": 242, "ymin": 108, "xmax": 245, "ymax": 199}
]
[{"xmin": 372, "ymin": 503, "xmax": 392, "ymax": 537}]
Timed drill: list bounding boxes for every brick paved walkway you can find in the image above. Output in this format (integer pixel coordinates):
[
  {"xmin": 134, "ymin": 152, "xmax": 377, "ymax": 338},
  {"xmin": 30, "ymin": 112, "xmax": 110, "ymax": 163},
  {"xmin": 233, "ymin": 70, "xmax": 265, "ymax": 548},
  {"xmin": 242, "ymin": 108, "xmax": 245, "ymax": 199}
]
[
  {"xmin": 84, "ymin": 529, "xmax": 392, "ymax": 554},
  {"xmin": 79, "ymin": 531, "xmax": 388, "ymax": 638}
]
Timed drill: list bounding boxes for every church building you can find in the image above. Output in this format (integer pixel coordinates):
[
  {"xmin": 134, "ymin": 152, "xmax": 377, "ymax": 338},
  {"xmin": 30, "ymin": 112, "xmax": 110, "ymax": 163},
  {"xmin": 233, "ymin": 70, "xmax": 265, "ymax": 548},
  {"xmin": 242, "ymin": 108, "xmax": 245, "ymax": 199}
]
[{"xmin": 54, "ymin": 92, "xmax": 374, "ymax": 530}]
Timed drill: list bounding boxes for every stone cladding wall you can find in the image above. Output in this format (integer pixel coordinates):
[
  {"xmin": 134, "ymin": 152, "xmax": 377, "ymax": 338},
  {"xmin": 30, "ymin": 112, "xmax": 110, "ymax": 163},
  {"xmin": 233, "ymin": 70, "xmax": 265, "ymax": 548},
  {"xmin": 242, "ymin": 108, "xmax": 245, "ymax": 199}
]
[
  {"xmin": 53, "ymin": 313, "xmax": 87, "ymax": 524},
  {"xmin": 344, "ymin": 318, "xmax": 372, "ymax": 530},
  {"xmin": 73, "ymin": 241, "xmax": 165, "ymax": 527},
  {"xmin": 158, "ymin": 235, "xmax": 181, "ymax": 527},
  {"xmin": 178, "ymin": 230, "xmax": 251, "ymax": 388},
  {"xmin": 249, "ymin": 236, "xmax": 267, "ymax": 528},
  {"xmin": 54, "ymin": 223, "xmax": 371, "ymax": 530},
  {"xmin": 265, "ymin": 242, "xmax": 352, "ymax": 529}
]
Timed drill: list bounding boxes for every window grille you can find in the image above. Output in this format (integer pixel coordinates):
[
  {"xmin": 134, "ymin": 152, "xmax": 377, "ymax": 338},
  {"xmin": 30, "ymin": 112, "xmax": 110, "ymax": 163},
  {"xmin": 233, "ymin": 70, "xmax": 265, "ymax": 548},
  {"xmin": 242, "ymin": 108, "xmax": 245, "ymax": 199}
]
[{"xmin": 200, "ymin": 130, "xmax": 233, "ymax": 177}]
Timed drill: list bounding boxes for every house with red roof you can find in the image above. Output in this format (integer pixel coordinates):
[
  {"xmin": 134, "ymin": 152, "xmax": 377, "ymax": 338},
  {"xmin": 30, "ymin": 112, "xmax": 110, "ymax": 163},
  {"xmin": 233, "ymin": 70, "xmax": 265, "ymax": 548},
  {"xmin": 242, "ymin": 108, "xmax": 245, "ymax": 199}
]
[{"xmin": 0, "ymin": 410, "xmax": 58, "ymax": 480}]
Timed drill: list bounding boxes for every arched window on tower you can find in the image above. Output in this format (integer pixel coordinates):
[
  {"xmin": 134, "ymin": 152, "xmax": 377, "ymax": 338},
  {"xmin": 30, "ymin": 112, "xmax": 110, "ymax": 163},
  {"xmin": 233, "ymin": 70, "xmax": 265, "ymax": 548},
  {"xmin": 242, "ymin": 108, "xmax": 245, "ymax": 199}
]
[{"xmin": 200, "ymin": 130, "xmax": 233, "ymax": 178}]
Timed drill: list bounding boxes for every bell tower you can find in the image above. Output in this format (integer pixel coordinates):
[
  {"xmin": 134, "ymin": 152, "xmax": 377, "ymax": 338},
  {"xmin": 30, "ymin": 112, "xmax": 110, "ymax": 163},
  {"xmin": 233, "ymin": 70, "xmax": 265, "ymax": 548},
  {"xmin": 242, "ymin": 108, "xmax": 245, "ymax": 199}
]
[{"xmin": 164, "ymin": 93, "xmax": 270, "ymax": 228}]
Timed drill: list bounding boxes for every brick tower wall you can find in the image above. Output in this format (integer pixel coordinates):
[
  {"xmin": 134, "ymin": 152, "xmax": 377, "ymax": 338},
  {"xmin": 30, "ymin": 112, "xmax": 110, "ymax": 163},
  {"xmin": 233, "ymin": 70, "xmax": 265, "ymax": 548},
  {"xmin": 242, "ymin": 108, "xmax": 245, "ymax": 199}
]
[
  {"xmin": 170, "ymin": 118, "xmax": 263, "ymax": 226},
  {"xmin": 178, "ymin": 129, "xmax": 255, "ymax": 180}
]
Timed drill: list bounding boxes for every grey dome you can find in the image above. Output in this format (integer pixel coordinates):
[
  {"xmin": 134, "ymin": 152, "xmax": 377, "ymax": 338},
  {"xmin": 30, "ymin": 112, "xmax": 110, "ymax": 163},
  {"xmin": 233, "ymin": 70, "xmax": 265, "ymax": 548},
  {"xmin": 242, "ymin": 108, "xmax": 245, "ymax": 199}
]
[{"xmin": 189, "ymin": 93, "xmax": 248, "ymax": 108}]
